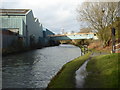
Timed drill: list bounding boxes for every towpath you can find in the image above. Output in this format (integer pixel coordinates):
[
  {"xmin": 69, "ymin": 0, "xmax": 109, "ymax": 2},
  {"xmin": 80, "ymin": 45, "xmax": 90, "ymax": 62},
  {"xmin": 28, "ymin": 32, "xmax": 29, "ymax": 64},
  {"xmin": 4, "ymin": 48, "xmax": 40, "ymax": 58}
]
[{"xmin": 75, "ymin": 51, "xmax": 109, "ymax": 88}]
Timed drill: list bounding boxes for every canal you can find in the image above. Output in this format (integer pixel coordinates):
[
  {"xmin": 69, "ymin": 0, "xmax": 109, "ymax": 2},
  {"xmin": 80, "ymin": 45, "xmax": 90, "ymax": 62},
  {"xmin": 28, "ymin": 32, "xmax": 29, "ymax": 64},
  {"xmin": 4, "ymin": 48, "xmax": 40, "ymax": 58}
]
[{"xmin": 2, "ymin": 44, "xmax": 81, "ymax": 88}]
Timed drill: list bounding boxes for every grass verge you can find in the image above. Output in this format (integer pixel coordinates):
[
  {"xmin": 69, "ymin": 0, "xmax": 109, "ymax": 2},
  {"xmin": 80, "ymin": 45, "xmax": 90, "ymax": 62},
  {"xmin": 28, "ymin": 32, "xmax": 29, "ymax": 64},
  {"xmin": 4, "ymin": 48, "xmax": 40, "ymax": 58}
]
[
  {"xmin": 85, "ymin": 53, "xmax": 119, "ymax": 88},
  {"xmin": 47, "ymin": 52, "xmax": 91, "ymax": 88},
  {"xmin": 89, "ymin": 48, "xmax": 111, "ymax": 54}
]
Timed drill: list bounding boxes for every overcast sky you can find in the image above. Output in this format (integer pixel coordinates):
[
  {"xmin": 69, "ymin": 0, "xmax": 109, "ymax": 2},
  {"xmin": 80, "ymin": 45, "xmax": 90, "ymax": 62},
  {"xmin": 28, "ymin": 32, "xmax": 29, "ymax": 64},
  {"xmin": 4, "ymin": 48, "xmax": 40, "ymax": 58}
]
[
  {"xmin": 0, "ymin": 0, "xmax": 87, "ymax": 34},
  {"xmin": 1, "ymin": 0, "xmax": 118, "ymax": 34}
]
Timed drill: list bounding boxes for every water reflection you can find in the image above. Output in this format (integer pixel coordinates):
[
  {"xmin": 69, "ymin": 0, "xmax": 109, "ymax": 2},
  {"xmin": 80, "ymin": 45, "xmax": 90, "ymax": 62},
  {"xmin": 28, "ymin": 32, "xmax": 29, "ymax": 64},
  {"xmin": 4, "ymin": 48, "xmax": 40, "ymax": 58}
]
[{"xmin": 2, "ymin": 44, "xmax": 81, "ymax": 88}]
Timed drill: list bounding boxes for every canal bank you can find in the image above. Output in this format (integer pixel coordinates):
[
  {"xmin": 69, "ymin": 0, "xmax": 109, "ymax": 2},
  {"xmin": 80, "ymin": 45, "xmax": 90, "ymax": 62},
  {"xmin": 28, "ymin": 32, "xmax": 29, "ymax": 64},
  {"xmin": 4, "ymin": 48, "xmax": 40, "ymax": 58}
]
[
  {"xmin": 47, "ymin": 49, "xmax": 119, "ymax": 88},
  {"xmin": 47, "ymin": 52, "xmax": 91, "ymax": 88},
  {"xmin": 2, "ymin": 42, "xmax": 60, "ymax": 56}
]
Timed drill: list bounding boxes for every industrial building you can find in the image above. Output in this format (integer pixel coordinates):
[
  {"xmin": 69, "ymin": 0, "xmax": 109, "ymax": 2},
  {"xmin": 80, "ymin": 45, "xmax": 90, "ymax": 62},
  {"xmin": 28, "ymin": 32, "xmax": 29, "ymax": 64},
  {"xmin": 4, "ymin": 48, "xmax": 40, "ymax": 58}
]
[
  {"xmin": 42, "ymin": 28, "xmax": 56, "ymax": 46},
  {"xmin": 0, "ymin": 9, "xmax": 44, "ymax": 48}
]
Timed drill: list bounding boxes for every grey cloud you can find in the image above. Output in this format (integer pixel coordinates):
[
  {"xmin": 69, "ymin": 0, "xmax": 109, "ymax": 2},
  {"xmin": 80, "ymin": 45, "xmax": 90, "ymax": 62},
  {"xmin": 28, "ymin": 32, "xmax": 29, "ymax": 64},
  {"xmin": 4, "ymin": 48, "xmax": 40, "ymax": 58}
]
[{"xmin": 1, "ymin": 0, "xmax": 81, "ymax": 34}]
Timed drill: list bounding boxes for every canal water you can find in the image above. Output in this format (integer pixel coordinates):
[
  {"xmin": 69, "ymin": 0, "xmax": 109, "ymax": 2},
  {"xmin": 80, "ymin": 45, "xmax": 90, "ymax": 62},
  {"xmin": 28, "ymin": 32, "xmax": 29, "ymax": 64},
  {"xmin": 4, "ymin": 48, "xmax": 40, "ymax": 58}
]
[{"xmin": 2, "ymin": 44, "xmax": 81, "ymax": 88}]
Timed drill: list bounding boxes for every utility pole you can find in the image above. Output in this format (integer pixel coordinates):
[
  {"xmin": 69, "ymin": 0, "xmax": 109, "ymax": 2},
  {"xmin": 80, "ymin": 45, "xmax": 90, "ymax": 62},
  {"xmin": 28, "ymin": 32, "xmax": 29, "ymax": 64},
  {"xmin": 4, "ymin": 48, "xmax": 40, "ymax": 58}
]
[
  {"xmin": 111, "ymin": 27, "xmax": 116, "ymax": 53},
  {"xmin": 61, "ymin": 28, "xmax": 64, "ymax": 34}
]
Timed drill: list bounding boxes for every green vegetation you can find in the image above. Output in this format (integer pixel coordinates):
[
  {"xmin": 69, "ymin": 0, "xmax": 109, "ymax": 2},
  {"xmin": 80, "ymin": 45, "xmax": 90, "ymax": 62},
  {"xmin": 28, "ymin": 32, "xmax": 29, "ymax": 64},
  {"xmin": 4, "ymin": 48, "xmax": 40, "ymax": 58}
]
[
  {"xmin": 47, "ymin": 52, "xmax": 91, "ymax": 88},
  {"xmin": 90, "ymin": 48, "xmax": 111, "ymax": 54},
  {"xmin": 85, "ymin": 53, "xmax": 119, "ymax": 88}
]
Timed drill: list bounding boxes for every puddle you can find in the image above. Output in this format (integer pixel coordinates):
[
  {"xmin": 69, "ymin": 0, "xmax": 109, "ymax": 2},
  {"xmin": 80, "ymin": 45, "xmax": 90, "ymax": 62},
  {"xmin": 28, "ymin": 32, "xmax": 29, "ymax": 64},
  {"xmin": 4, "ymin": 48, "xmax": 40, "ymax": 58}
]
[{"xmin": 75, "ymin": 59, "xmax": 90, "ymax": 88}]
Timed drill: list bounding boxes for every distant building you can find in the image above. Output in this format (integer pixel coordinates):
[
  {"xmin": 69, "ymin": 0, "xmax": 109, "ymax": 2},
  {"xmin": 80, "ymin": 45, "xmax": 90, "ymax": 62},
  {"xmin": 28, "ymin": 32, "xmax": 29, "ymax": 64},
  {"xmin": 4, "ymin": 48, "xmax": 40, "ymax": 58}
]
[
  {"xmin": 45, "ymin": 29, "xmax": 55, "ymax": 36},
  {"xmin": 43, "ymin": 28, "xmax": 55, "ymax": 46},
  {"xmin": 0, "ymin": 9, "xmax": 43, "ymax": 47}
]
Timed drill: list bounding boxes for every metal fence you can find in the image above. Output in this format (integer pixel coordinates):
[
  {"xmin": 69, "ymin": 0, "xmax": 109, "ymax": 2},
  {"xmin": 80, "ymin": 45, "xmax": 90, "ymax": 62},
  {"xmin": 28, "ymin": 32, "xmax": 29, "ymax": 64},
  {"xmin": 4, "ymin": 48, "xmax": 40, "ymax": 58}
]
[{"xmin": 114, "ymin": 43, "xmax": 120, "ymax": 53}]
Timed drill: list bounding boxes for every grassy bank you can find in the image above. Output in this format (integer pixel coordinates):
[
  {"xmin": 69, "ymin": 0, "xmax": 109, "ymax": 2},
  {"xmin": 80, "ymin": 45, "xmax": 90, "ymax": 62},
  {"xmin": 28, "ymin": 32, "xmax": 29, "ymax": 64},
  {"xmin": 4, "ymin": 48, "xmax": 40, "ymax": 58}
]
[
  {"xmin": 47, "ymin": 52, "xmax": 91, "ymax": 88},
  {"xmin": 85, "ymin": 53, "xmax": 119, "ymax": 88}
]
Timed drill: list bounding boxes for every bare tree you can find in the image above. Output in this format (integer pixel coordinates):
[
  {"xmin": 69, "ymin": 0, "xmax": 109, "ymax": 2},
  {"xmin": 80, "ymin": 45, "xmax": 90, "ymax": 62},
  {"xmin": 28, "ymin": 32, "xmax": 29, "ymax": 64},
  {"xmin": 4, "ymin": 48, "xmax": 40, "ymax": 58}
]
[
  {"xmin": 77, "ymin": 2, "xmax": 119, "ymax": 47},
  {"xmin": 79, "ymin": 28, "xmax": 93, "ymax": 33}
]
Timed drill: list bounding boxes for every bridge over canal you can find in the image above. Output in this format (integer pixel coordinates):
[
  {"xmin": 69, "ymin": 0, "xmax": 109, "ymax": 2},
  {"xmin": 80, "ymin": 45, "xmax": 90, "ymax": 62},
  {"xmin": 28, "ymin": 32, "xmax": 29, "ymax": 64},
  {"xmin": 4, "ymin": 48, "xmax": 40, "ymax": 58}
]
[{"xmin": 48, "ymin": 33, "xmax": 98, "ymax": 40}]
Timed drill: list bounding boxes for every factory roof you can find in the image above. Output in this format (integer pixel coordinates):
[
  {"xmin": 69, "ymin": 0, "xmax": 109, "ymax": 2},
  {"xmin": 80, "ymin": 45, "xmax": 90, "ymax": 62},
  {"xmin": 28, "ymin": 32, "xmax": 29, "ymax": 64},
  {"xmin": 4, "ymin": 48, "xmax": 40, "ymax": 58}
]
[{"xmin": 0, "ymin": 9, "xmax": 31, "ymax": 15}]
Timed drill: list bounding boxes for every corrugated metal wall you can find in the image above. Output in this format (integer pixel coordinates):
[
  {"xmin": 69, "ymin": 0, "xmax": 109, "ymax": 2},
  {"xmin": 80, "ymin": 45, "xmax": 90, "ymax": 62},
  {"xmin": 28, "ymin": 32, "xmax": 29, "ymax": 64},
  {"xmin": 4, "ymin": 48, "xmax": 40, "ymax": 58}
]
[
  {"xmin": 1, "ymin": 18, "xmax": 23, "ymax": 35},
  {"xmin": 1, "ymin": 33, "xmax": 18, "ymax": 48},
  {"xmin": 0, "ymin": 9, "xmax": 53, "ymax": 48},
  {"xmin": 26, "ymin": 11, "xmax": 44, "ymax": 45}
]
